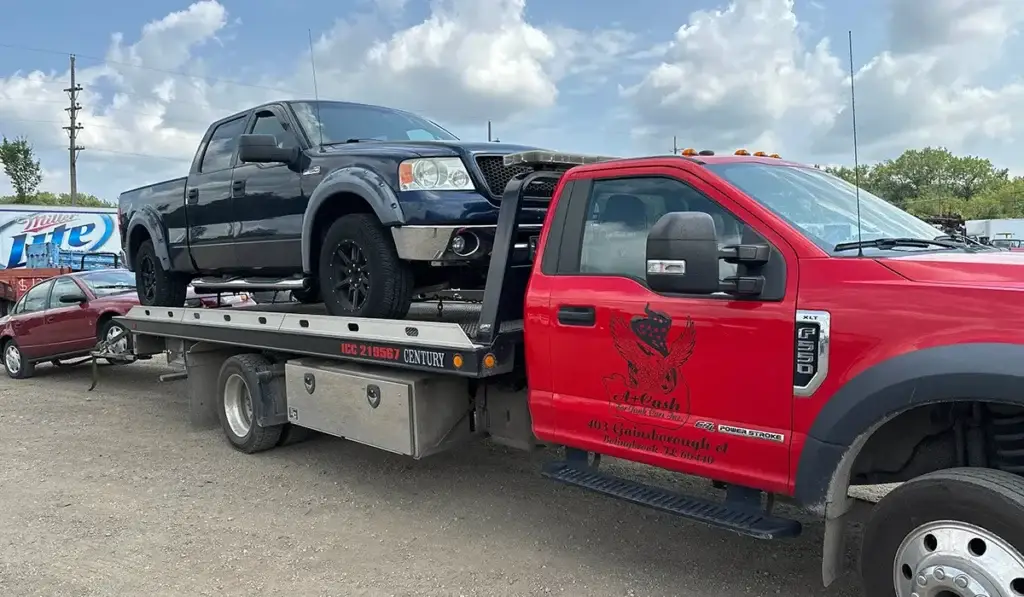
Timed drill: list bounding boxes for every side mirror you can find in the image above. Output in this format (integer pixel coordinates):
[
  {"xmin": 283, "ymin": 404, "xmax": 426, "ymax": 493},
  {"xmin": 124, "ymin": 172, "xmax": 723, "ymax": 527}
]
[
  {"xmin": 58, "ymin": 293, "xmax": 87, "ymax": 304},
  {"xmin": 237, "ymin": 134, "xmax": 299, "ymax": 165},
  {"xmin": 646, "ymin": 212, "xmax": 721, "ymax": 295}
]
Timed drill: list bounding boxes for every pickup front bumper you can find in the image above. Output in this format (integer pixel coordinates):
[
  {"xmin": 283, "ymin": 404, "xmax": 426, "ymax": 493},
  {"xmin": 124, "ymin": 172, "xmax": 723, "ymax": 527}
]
[{"xmin": 391, "ymin": 224, "xmax": 541, "ymax": 263}]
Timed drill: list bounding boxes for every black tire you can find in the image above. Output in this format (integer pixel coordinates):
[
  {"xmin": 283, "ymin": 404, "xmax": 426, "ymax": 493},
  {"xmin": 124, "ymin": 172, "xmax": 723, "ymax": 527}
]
[
  {"xmin": 216, "ymin": 354, "xmax": 284, "ymax": 454},
  {"xmin": 290, "ymin": 286, "xmax": 320, "ymax": 304},
  {"xmin": 861, "ymin": 467, "xmax": 1024, "ymax": 597},
  {"xmin": 134, "ymin": 239, "xmax": 188, "ymax": 307},
  {"xmin": 277, "ymin": 423, "xmax": 315, "ymax": 447},
  {"xmin": 318, "ymin": 214, "xmax": 413, "ymax": 319},
  {"xmin": 98, "ymin": 318, "xmax": 134, "ymax": 365},
  {"xmin": 2, "ymin": 338, "xmax": 34, "ymax": 379}
]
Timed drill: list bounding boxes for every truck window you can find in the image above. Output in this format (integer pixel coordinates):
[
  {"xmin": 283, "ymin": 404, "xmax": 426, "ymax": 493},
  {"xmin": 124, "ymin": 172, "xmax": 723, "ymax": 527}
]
[
  {"xmin": 19, "ymin": 280, "xmax": 53, "ymax": 314},
  {"xmin": 578, "ymin": 177, "xmax": 760, "ymax": 281},
  {"xmin": 249, "ymin": 112, "xmax": 297, "ymax": 149},
  {"xmin": 200, "ymin": 117, "xmax": 247, "ymax": 173}
]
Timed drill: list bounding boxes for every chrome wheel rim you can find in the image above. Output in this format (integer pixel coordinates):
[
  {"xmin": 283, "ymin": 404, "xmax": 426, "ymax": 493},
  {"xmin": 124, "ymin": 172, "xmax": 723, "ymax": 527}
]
[
  {"xmin": 894, "ymin": 519, "xmax": 1024, "ymax": 597},
  {"xmin": 105, "ymin": 324, "xmax": 128, "ymax": 354},
  {"xmin": 4, "ymin": 344, "xmax": 20, "ymax": 375},
  {"xmin": 223, "ymin": 373, "xmax": 253, "ymax": 438}
]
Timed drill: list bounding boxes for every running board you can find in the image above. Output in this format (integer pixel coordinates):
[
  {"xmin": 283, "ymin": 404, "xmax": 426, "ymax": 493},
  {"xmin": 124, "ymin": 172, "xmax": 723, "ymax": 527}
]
[
  {"xmin": 191, "ymin": 276, "xmax": 310, "ymax": 293},
  {"xmin": 542, "ymin": 461, "xmax": 802, "ymax": 540}
]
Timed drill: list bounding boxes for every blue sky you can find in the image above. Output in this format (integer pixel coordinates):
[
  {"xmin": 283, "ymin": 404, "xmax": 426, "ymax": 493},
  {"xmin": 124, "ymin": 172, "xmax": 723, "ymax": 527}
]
[{"xmin": 1, "ymin": 0, "xmax": 1022, "ymax": 200}]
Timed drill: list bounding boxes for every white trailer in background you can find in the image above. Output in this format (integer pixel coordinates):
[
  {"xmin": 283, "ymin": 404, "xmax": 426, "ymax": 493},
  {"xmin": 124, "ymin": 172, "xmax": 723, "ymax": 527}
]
[{"xmin": 965, "ymin": 218, "xmax": 1024, "ymax": 245}]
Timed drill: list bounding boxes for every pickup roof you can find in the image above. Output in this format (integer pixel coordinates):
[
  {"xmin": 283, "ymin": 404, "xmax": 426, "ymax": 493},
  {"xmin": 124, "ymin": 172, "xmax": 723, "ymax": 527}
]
[
  {"xmin": 110, "ymin": 148, "xmax": 1024, "ymax": 594},
  {"xmin": 118, "ymin": 100, "xmax": 546, "ymax": 318}
]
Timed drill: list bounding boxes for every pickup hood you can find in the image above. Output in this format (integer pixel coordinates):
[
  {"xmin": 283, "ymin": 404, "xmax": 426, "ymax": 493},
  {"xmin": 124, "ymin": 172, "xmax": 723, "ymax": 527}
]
[
  {"xmin": 881, "ymin": 250, "xmax": 1024, "ymax": 287},
  {"xmin": 321, "ymin": 140, "xmax": 541, "ymax": 159}
]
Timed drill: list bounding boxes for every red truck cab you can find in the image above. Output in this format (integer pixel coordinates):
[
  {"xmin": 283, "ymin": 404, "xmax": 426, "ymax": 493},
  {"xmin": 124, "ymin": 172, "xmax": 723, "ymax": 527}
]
[{"xmin": 516, "ymin": 150, "xmax": 1024, "ymax": 594}]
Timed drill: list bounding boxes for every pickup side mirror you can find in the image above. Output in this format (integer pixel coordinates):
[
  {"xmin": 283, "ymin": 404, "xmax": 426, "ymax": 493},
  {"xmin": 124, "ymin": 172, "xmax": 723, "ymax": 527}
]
[
  {"xmin": 646, "ymin": 212, "xmax": 721, "ymax": 295},
  {"xmin": 58, "ymin": 293, "xmax": 88, "ymax": 305},
  {"xmin": 237, "ymin": 134, "xmax": 299, "ymax": 165},
  {"xmin": 645, "ymin": 212, "xmax": 769, "ymax": 297}
]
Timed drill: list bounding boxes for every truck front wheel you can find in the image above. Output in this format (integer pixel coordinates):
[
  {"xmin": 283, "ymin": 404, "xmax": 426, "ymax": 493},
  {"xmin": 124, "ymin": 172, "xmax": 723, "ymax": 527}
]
[
  {"xmin": 318, "ymin": 214, "xmax": 412, "ymax": 319},
  {"xmin": 134, "ymin": 239, "xmax": 188, "ymax": 307},
  {"xmin": 861, "ymin": 467, "xmax": 1024, "ymax": 597}
]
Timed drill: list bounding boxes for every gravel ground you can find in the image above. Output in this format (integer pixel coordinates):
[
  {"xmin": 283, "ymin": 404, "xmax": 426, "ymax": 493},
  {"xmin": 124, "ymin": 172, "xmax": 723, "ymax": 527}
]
[{"xmin": 0, "ymin": 359, "xmax": 871, "ymax": 597}]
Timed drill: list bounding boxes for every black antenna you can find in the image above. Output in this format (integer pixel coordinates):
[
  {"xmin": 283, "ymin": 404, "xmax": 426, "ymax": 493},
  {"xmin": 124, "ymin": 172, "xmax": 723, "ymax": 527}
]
[
  {"xmin": 848, "ymin": 30, "xmax": 863, "ymax": 256},
  {"xmin": 308, "ymin": 28, "xmax": 325, "ymax": 149}
]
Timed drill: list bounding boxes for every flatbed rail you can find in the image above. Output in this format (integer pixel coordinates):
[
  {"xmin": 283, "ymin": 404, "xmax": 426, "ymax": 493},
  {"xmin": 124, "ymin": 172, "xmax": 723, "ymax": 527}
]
[{"xmin": 115, "ymin": 301, "xmax": 522, "ymax": 378}]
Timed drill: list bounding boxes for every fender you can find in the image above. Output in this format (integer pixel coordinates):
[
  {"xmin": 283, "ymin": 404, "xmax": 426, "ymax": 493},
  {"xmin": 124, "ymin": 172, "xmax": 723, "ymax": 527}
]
[
  {"xmin": 300, "ymin": 167, "xmax": 406, "ymax": 273},
  {"xmin": 794, "ymin": 342, "xmax": 1024, "ymax": 510},
  {"xmin": 125, "ymin": 207, "xmax": 172, "ymax": 271}
]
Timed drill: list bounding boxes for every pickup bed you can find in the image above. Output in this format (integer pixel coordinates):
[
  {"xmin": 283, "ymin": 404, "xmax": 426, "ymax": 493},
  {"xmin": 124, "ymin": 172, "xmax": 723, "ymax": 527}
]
[
  {"xmin": 105, "ymin": 149, "xmax": 1024, "ymax": 595},
  {"xmin": 118, "ymin": 99, "xmax": 548, "ymax": 319}
]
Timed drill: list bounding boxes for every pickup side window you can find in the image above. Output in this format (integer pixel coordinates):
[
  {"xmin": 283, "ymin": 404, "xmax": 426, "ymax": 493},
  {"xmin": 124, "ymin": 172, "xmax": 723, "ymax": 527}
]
[
  {"xmin": 249, "ymin": 112, "xmax": 297, "ymax": 150},
  {"xmin": 19, "ymin": 280, "xmax": 53, "ymax": 315},
  {"xmin": 199, "ymin": 116, "xmax": 247, "ymax": 173},
  {"xmin": 575, "ymin": 176, "xmax": 764, "ymax": 282}
]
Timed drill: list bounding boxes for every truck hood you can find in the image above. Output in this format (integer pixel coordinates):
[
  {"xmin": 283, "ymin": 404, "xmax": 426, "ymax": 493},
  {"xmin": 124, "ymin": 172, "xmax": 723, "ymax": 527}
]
[
  {"xmin": 321, "ymin": 140, "xmax": 542, "ymax": 159},
  {"xmin": 881, "ymin": 250, "xmax": 1024, "ymax": 287}
]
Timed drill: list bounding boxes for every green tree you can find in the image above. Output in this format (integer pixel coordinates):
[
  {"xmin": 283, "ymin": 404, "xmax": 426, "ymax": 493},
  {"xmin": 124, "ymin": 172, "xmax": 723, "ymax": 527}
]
[
  {"xmin": 0, "ymin": 191, "xmax": 113, "ymax": 208},
  {"xmin": 0, "ymin": 135, "xmax": 43, "ymax": 203}
]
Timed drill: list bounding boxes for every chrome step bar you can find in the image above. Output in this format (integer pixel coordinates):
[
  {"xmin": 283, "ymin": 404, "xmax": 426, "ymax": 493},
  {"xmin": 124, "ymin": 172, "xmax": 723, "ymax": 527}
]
[{"xmin": 190, "ymin": 276, "xmax": 309, "ymax": 293}]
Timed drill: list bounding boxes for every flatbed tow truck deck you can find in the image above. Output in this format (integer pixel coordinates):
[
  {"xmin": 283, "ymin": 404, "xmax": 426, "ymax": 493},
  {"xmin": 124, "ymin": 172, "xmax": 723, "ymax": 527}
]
[{"xmin": 88, "ymin": 149, "xmax": 1024, "ymax": 595}]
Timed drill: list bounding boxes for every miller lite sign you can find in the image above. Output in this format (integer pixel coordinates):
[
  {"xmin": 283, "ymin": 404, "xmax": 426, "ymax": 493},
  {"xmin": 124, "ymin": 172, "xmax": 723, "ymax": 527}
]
[{"xmin": 0, "ymin": 206, "xmax": 121, "ymax": 269}]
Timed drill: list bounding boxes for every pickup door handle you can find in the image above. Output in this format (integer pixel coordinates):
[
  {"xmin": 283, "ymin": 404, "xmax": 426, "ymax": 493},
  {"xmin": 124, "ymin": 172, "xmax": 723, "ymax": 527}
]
[
  {"xmin": 186, "ymin": 188, "xmax": 199, "ymax": 205},
  {"xmin": 231, "ymin": 180, "xmax": 245, "ymax": 196},
  {"xmin": 557, "ymin": 305, "xmax": 596, "ymax": 326}
]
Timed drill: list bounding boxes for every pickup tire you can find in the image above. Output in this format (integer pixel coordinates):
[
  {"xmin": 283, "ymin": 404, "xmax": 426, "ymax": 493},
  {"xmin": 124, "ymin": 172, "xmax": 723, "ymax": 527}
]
[
  {"xmin": 318, "ymin": 214, "xmax": 412, "ymax": 319},
  {"xmin": 134, "ymin": 239, "xmax": 188, "ymax": 307},
  {"xmin": 861, "ymin": 467, "xmax": 1024, "ymax": 597}
]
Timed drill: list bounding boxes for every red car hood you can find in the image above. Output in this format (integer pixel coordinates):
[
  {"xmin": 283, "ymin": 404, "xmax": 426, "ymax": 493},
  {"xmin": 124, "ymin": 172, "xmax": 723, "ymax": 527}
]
[{"xmin": 881, "ymin": 251, "xmax": 1024, "ymax": 288}]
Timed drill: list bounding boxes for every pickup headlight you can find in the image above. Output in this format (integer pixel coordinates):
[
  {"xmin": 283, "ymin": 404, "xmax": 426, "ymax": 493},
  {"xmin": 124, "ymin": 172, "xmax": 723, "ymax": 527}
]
[{"xmin": 398, "ymin": 158, "xmax": 474, "ymax": 191}]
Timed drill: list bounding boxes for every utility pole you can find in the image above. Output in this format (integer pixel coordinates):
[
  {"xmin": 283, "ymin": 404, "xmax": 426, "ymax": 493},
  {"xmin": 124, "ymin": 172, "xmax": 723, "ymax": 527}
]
[
  {"xmin": 63, "ymin": 54, "xmax": 84, "ymax": 206},
  {"xmin": 672, "ymin": 135, "xmax": 678, "ymax": 154}
]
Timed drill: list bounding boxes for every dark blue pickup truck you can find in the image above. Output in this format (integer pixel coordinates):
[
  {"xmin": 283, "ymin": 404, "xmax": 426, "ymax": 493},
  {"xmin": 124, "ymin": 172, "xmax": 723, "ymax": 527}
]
[{"xmin": 117, "ymin": 100, "xmax": 549, "ymax": 318}]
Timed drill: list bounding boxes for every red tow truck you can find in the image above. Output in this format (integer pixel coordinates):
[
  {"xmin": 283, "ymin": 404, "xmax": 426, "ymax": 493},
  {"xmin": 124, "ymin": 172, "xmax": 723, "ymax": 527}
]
[{"xmin": 101, "ymin": 150, "xmax": 1024, "ymax": 595}]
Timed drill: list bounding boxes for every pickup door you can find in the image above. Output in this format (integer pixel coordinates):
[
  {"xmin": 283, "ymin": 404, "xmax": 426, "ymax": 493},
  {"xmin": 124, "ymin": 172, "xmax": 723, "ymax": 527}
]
[
  {"xmin": 229, "ymin": 105, "xmax": 306, "ymax": 271},
  {"xmin": 537, "ymin": 162, "xmax": 800, "ymax": 495},
  {"xmin": 186, "ymin": 114, "xmax": 249, "ymax": 272}
]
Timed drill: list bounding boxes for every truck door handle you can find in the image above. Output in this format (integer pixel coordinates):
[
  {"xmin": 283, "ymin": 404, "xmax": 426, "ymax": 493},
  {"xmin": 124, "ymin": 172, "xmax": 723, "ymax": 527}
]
[
  {"xmin": 231, "ymin": 180, "xmax": 245, "ymax": 196},
  {"xmin": 187, "ymin": 188, "xmax": 199, "ymax": 205},
  {"xmin": 557, "ymin": 305, "xmax": 595, "ymax": 326}
]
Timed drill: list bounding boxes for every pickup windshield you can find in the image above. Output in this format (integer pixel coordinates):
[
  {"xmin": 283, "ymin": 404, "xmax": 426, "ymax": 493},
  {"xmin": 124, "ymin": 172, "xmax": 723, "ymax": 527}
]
[
  {"xmin": 289, "ymin": 101, "xmax": 458, "ymax": 144},
  {"xmin": 704, "ymin": 162, "xmax": 953, "ymax": 254}
]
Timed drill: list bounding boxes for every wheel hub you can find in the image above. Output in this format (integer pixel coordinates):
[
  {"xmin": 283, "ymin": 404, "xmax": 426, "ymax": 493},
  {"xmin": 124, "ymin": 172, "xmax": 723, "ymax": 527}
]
[
  {"xmin": 331, "ymin": 241, "xmax": 370, "ymax": 310},
  {"xmin": 4, "ymin": 345, "xmax": 20, "ymax": 374},
  {"xmin": 106, "ymin": 325, "xmax": 128, "ymax": 354},
  {"xmin": 895, "ymin": 520, "xmax": 1024, "ymax": 597},
  {"xmin": 223, "ymin": 373, "xmax": 253, "ymax": 438}
]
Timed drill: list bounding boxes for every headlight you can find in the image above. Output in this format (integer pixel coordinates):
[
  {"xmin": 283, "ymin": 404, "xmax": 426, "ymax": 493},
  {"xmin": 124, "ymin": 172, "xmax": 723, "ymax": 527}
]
[{"xmin": 398, "ymin": 158, "xmax": 474, "ymax": 191}]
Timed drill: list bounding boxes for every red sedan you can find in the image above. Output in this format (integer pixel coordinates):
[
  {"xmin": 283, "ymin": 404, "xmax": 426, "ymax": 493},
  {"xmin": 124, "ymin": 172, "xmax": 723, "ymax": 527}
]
[{"xmin": 1, "ymin": 269, "xmax": 140, "ymax": 379}]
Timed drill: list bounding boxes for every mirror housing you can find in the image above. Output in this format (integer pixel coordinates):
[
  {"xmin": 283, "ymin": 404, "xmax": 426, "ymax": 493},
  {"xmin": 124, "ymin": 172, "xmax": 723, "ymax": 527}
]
[
  {"xmin": 645, "ymin": 212, "xmax": 721, "ymax": 295},
  {"xmin": 58, "ymin": 293, "xmax": 87, "ymax": 305},
  {"xmin": 237, "ymin": 134, "xmax": 299, "ymax": 165}
]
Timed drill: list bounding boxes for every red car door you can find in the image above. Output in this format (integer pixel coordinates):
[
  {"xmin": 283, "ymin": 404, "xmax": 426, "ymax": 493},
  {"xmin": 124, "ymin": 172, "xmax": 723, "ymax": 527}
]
[
  {"xmin": 43, "ymin": 275, "xmax": 96, "ymax": 354},
  {"xmin": 538, "ymin": 163, "xmax": 800, "ymax": 494},
  {"xmin": 10, "ymin": 279, "xmax": 55, "ymax": 359}
]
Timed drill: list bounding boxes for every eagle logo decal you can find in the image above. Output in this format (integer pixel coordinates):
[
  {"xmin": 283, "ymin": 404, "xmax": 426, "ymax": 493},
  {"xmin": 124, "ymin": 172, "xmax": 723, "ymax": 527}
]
[{"xmin": 602, "ymin": 303, "xmax": 697, "ymax": 430}]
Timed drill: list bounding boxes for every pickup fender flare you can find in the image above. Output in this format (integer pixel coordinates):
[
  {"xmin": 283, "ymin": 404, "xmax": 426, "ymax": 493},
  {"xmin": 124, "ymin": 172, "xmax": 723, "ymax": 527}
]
[
  {"xmin": 125, "ymin": 208, "xmax": 172, "ymax": 271},
  {"xmin": 794, "ymin": 342, "xmax": 1024, "ymax": 511},
  {"xmin": 300, "ymin": 167, "xmax": 406, "ymax": 273}
]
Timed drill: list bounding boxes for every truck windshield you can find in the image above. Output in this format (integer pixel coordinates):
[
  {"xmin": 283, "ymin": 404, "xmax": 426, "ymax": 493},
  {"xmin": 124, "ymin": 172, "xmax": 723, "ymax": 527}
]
[
  {"xmin": 77, "ymin": 269, "xmax": 137, "ymax": 297},
  {"xmin": 704, "ymin": 162, "xmax": 950, "ymax": 254},
  {"xmin": 290, "ymin": 101, "xmax": 458, "ymax": 144}
]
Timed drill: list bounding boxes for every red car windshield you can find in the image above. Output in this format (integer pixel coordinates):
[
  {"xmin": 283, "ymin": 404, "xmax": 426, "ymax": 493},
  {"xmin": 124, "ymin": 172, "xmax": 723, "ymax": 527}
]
[{"xmin": 77, "ymin": 270, "xmax": 137, "ymax": 297}]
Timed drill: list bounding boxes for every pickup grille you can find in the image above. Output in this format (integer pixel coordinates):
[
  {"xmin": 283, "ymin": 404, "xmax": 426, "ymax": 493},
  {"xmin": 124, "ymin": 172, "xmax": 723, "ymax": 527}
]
[{"xmin": 475, "ymin": 156, "xmax": 557, "ymax": 203}]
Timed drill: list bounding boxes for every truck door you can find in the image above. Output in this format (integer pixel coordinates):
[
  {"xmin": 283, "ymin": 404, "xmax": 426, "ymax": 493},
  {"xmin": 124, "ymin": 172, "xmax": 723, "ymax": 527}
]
[
  {"xmin": 542, "ymin": 164, "xmax": 799, "ymax": 493},
  {"xmin": 186, "ymin": 114, "xmax": 249, "ymax": 272},
  {"xmin": 230, "ymin": 106, "xmax": 305, "ymax": 272}
]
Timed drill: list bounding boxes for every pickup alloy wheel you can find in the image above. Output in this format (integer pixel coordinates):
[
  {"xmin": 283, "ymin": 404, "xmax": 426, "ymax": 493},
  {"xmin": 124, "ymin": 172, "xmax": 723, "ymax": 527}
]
[
  {"xmin": 318, "ymin": 214, "xmax": 412, "ymax": 319},
  {"xmin": 134, "ymin": 239, "xmax": 188, "ymax": 307}
]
